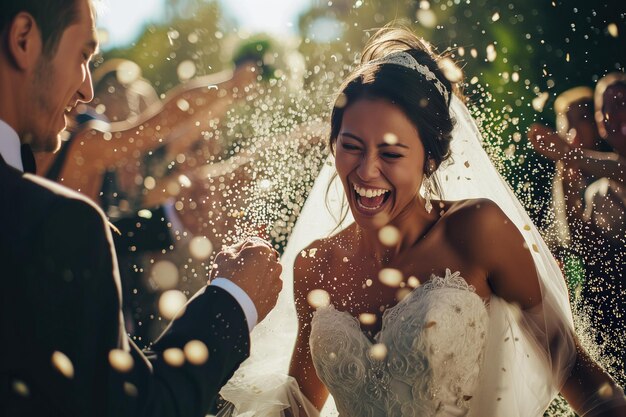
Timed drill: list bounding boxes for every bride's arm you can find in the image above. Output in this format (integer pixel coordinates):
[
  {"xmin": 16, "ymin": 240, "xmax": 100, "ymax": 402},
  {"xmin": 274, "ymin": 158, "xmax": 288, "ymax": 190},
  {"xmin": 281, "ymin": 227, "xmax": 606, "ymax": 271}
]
[
  {"xmin": 560, "ymin": 345, "xmax": 626, "ymax": 416},
  {"xmin": 289, "ymin": 249, "xmax": 330, "ymax": 411},
  {"xmin": 454, "ymin": 199, "xmax": 625, "ymax": 416}
]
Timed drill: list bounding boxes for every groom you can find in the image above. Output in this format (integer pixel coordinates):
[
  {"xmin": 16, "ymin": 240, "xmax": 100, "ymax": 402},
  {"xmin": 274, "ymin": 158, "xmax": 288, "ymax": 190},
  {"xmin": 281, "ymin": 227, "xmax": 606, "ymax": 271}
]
[{"xmin": 0, "ymin": 0, "xmax": 282, "ymax": 416}]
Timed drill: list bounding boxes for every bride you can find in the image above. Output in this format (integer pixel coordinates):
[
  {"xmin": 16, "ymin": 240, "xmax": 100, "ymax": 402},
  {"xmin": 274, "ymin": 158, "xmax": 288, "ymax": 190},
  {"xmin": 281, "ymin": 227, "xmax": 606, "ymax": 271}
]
[{"xmin": 218, "ymin": 27, "xmax": 626, "ymax": 417}]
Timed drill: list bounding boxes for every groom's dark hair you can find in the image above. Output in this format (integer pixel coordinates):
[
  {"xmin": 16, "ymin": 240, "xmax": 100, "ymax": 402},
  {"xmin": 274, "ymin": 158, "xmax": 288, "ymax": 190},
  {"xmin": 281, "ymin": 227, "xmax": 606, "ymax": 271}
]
[{"xmin": 0, "ymin": 0, "xmax": 82, "ymax": 58}]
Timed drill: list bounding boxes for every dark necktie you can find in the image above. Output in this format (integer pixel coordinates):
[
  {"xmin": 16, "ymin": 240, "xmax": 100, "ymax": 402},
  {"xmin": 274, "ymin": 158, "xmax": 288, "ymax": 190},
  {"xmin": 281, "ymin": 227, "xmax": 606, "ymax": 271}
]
[{"xmin": 20, "ymin": 144, "xmax": 36, "ymax": 174}]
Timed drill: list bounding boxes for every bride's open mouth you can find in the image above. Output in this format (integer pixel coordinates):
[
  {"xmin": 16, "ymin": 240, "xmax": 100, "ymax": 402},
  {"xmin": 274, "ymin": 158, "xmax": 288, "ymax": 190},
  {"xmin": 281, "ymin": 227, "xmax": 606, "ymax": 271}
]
[{"xmin": 352, "ymin": 183, "xmax": 391, "ymax": 215}]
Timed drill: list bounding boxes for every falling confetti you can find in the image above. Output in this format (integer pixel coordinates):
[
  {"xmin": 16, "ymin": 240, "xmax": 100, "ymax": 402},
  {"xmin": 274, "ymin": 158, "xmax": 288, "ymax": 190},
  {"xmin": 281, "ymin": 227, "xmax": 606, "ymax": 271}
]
[
  {"xmin": 124, "ymin": 382, "xmax": 138, "ymax": 397},
  {"xmin": 177, "ymin": 60, "xmax": 197, "ymax": 81},
  {"xmin": 116, "ymin": 60, "xmax": 141, "ymax": 84},
  {"xmin": 151, "ymin": 260, "xmax": 179, "ymax": 290},
  {"xmin": 178, "ymin": 174, "xmax": 192, "ymax": 188},
  {"xmin": 378, "ymin": 225, "xmax": 401, "ymax": 246},
  {"xmin": 396, "ymin": 287, "xmax": 412, "ymax": 301},
  {"xmin": 12, "ymin": 380, "xmax": 29, "ymax": 397},
  {"xmin": 143, "ymin": 176, "xmax": 156, "ymax": 190},
  {"xmin": 439, "ymin": 57, "xmax": 463, "ymax": 82},
  {"xmin": 108, "ymin": 349, "xmax": 134, "ymax": 373},
  {"xmin": 51, "ymin": 351, "xmax": 74, "ymax": 379},
  {"xmin": 176, "ymin": 98, "xmax": 190, "ymax": 112},
  {"xmin": 379, "ymin": 268, "xmax": 403, "ymax": 287},
  {"xmin": 335, "ymin": 93, "xmax": 348, "ymax": 109},
  {"xmin": 163, "ymin": 348, "xmax": 185, "ymax": 367},
  {"xmin": 369, "ymin": 343, "xmax": 388, "ymax": 360},
  {"xmin": 184, "ymin": 340, "xmax": 209, "ymax": 365},
  {"xmin": 407, "ymin": 276, "xmax": 421, "ymax": 288},
  {"xmin": 383, "ymin": 132, "xmax": 398, "ymax": 145},
  {"xmin": 159, "ymin": 290, "xmax": 187, "ymax": 320},
  {"xmin": 532, "ymin": 92, "xmax": 550, "ymax": 112},
  {"xmin": 307, "ymin": 289, "xmax": 331, "ymax": 308},
  {"xmin": 189, "ymin": 236, "xmax": 214, "ymax": 260},
  {"xmin": 359, "ymin": 312, "xmax": 377, "ymax": 325},
  {"xmin": 486, "ymin": 44, "xmax": 497, "ymax": 62},
  {"xmin": 416, "ymin": 9, "xmax": 437, "ymax": 28}
]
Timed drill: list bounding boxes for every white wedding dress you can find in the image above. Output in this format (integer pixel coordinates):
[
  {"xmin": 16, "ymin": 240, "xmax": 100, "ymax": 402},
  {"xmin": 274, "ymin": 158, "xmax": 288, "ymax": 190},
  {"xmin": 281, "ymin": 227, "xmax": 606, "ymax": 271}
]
[{"xmin": 310, "ymin": 270, "xmax": 489, "ymax": 417}]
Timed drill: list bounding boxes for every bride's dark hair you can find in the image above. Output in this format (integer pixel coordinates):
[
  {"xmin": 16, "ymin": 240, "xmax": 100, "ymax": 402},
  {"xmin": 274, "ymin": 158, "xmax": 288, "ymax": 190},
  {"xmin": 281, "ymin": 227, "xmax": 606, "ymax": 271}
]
[{"xmin": 329, "ymin": 26, "xmax": 458, "ymax": 189}]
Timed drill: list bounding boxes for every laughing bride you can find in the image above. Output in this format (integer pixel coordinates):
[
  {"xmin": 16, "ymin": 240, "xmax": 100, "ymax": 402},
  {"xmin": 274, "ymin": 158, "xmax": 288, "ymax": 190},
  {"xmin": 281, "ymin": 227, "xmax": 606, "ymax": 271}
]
[{"xmin": 218, "ymin": 26, "xmax": 626, "ymax": 417}]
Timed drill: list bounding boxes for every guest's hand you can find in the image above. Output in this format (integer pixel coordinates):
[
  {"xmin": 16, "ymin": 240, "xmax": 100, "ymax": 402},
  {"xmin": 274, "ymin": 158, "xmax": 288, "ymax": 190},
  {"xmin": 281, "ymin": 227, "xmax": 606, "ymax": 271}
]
[
  {"xmin": 209, "ymin": 237, "xmax": 282, "ymax": 323},
  {"xmin": 528, "ymin": 123, "xmax": 570, "ymax": 161}
]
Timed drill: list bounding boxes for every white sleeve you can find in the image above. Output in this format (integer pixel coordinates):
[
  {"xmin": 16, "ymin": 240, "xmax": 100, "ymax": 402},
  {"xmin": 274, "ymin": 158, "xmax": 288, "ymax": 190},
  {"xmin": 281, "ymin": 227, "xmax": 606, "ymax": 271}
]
[{"xmin": 210, "ymin": 278, "xmax": 258, "ymax": 332}]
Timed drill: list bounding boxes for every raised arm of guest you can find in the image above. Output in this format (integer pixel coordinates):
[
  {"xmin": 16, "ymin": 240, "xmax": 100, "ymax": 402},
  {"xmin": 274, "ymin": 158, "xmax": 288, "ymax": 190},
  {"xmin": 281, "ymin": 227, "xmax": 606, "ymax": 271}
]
[
  {"xmin": 528, "ymin": 123, "xmax": 625, "ymax": 185},
  {"xmin": 34, "ymin": 63, "xmax": 257, "ymax": 202}
]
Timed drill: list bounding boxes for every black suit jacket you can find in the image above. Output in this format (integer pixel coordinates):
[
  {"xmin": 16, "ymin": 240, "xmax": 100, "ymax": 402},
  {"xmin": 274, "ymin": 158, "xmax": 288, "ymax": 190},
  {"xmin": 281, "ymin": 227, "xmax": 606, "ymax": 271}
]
[
  {"xmin": 0, "ymin": 154, "xmax": 250, "ymax": 416},
  {"xmin": 112, "ymin": 205, "xmax": 174, "ymax": 255}
]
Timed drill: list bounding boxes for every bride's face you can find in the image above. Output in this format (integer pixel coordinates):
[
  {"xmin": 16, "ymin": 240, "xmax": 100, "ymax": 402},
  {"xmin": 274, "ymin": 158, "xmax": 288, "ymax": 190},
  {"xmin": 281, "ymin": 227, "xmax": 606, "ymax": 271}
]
[{"xmin": 335, "ymin": 98, "xmax": 426, "ymax": 229}]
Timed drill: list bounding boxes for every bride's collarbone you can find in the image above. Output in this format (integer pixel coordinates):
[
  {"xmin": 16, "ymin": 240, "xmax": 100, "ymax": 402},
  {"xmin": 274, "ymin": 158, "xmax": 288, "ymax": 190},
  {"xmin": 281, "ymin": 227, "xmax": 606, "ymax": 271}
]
[{"xmin": 321, "ymin": 230, "xmax": 489, "ymax": 300}]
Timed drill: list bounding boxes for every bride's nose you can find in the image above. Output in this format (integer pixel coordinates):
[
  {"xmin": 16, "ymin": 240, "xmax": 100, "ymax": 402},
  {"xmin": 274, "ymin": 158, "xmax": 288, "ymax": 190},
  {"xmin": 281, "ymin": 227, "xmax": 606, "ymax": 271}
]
[{"xmin": 356, "ymin": 154, "xmax": 381, "ymax": 181}]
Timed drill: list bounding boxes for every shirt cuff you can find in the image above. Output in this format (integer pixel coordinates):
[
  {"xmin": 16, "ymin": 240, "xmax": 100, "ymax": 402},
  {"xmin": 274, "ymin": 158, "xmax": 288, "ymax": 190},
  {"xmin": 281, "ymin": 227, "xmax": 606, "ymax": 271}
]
[{"xmin": 210, "ymin": 278, "xmax": 258, "ymax": 332}]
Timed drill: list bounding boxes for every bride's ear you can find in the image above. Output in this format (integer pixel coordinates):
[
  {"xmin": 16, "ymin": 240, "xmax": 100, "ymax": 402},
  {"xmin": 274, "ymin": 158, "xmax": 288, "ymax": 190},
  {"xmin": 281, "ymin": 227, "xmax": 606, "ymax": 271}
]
[{"xmin": 424, "ymin": 157, "xmax": 437, "ymax": 174}]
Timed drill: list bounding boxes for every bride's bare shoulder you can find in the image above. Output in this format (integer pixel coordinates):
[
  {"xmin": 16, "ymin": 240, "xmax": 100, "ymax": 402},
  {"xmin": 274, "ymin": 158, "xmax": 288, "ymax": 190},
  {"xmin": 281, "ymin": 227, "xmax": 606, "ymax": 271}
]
[
  {"xmin": 442, "ymin": 198, "xmax": 519, "ymax": 247},
  {"xmin": 443, "ymin": 198, "xmax": 536, "ymax": 276},
  {"xmin": 444, "ymin": 198, "xmax": 513, "ymax": 236},
  {"xmin": 293, "ymin": 225, "xmax": 358, "ymax": 285}
]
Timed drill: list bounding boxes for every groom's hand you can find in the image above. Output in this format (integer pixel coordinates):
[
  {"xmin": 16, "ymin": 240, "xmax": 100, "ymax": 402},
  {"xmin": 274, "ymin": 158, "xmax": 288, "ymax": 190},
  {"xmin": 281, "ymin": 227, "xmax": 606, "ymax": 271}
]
[{"xmin": 209, "ymin": 237, "xmax": 283, "ymax": 323}]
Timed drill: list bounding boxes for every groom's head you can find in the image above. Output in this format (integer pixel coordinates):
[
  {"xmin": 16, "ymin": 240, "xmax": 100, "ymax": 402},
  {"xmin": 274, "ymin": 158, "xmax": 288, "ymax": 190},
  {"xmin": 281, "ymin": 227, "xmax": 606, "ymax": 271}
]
[{"xmin": 0, "ymin": 0, "xmax": 98, "ymax": 152}]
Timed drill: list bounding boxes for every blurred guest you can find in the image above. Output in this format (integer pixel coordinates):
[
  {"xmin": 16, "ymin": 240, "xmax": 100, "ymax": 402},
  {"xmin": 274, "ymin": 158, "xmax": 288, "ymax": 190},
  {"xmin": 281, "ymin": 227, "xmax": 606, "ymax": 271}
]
[
  {"xmin": 529, "ymin": 81, "xmax": 626, "ymax": 383},
  {"xmin": 580, "ymin": 73, "xmax": 626, "ymax": 383},
  {"xmin": 528, "ymin": 87, "xmax": 601, "ymax": 258},
  {"xmin": 595, "ymin": 72, "xmax": 626, "ymax": 160}
]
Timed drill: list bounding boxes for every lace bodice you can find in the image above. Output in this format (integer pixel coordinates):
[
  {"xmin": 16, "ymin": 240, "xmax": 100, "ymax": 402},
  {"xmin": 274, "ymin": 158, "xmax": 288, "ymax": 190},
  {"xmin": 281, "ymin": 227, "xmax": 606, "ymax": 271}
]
[{"xmin": 309, "ymin": 269, "xmax": 489, "ymax": 417}]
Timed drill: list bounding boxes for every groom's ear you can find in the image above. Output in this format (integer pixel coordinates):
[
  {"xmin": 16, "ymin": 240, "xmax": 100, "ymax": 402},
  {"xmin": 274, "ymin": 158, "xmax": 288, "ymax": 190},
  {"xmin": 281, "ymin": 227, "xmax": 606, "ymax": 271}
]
[{"xmin": 5, "ymin": 12, "xmax": 43, "ymax": 71}]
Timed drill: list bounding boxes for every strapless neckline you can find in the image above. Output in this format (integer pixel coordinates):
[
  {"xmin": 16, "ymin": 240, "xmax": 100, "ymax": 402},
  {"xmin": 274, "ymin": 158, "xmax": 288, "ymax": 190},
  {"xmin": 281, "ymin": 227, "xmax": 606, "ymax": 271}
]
[
  {"xmin": 326, "ymin": 269, "xmax": 488, "ymax": 340},
  {"xmin": 309, "ymin": 269, "xmax": 490, "ymax": 417}
]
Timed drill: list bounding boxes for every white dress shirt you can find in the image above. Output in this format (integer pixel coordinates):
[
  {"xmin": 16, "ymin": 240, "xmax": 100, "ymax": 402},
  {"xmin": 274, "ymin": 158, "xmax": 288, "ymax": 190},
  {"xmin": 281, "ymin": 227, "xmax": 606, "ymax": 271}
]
[
  {"xmin": 0, "ymin": 119, "xmax": 24, "ymax": 172},
  {"xmin": 0, "ymin": 118, "xmax": 258, "ymax": 331},
  {"xmin": 211, "ymin": 278, "xmax": 258, "ymax": 332}
]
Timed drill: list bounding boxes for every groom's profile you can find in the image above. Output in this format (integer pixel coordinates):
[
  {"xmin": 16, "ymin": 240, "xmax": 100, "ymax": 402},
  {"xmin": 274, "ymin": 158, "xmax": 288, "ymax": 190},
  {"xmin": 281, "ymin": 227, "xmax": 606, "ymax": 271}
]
[{"xmin": 0, "ymin": 0, "xmax": 282, "ymax": 415}]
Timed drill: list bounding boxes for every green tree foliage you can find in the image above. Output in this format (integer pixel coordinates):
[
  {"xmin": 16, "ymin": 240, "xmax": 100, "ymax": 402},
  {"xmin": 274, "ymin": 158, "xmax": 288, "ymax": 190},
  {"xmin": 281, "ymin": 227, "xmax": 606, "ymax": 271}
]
[{"xmin": 102, "ymin": 1, "xmax": 226, "ymax": 94}]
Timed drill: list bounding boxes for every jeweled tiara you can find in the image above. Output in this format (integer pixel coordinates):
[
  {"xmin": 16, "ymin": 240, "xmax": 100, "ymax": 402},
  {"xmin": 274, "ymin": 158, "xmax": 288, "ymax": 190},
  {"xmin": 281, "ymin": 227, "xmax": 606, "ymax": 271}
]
[{"xmin": 369, "ymin": 51, "xmax": 449, "ymax": 105}]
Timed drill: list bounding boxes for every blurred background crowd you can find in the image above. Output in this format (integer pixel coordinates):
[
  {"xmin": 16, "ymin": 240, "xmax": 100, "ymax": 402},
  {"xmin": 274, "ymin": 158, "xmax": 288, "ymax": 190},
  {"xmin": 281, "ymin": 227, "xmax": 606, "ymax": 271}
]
[{"xmin": 37, "ymin": 0, "xmax": 625, "ymax": 413}]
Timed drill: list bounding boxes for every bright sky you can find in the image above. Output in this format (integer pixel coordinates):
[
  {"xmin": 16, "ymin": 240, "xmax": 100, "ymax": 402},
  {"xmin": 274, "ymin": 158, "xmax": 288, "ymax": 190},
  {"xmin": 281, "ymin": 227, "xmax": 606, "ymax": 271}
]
[
  {"xmin": 97, "ymin": 0, "xmax": 312, "ymax": 50},
  {"xmin": 219, "ymin": 0, "xmax": 312, "ymax": 35},
  {"xmin": 96, "ymin": 0, "xmax": 166, "ymax": 49}
]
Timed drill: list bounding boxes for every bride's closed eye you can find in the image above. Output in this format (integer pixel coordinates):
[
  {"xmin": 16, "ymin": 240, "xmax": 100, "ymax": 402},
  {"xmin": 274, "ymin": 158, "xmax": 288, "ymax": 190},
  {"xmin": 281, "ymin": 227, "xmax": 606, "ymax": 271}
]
[
  {"xmin": 341, "ymin": 143, "xmax": 361, "ymax": 151},
  {"xmin": 381, "ymin": 152, "xmax": 403, "ymax": 159},
  {"xmin": 340, "ymin": 143, "xmax": 404, "ymax": 160}
]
